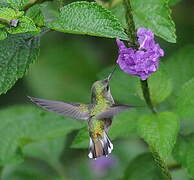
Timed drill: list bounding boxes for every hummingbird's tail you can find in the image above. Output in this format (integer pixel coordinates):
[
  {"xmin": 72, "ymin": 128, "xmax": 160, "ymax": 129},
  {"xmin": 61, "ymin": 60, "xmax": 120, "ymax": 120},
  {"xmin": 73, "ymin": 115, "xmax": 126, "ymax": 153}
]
[{"xmin": 88, "ymin": 132, "xmax": 113, "ymax": 159}]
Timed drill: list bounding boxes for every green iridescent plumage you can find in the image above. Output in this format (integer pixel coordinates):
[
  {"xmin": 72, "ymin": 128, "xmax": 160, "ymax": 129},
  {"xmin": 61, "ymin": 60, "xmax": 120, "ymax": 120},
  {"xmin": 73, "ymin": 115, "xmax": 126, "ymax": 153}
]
[{"xmin": 29, "ymin": 68, "xmax": 133, "ymax": 159}]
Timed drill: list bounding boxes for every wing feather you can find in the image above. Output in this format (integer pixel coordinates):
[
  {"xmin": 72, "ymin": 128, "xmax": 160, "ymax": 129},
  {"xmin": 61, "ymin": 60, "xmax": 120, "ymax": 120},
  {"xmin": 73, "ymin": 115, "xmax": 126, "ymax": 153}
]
[
  {"xmin": 96, "ymin": 104, "xmax": 133, "ymax": 119},
  {"xmin": 28, "ymin": 96, "xmax": 90, "ymax": 120}
]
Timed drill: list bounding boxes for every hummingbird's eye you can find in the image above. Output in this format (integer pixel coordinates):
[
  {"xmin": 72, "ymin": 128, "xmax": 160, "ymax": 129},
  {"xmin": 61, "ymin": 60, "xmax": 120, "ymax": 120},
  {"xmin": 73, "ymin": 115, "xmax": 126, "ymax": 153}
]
[{"xmin": 106, "ymin": 85, "xmax": 110, "ymax": 91}]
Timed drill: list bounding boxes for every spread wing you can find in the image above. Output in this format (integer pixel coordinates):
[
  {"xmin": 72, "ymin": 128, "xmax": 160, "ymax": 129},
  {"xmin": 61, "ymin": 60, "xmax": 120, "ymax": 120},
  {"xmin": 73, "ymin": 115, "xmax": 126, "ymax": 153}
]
[
  {"xmin": 96, "ymin": 104, "xmax": 133, "ymax": 119},
  {"xmin": 28, "ymin": 96, "xmax": 90, "ymax": 120}
]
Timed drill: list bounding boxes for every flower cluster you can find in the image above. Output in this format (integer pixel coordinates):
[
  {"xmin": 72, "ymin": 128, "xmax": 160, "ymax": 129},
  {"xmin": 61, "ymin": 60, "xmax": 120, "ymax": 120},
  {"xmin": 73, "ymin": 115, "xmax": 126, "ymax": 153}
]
[{"xmin": 116, "ymin": 28, "xmax": 164, "ymax": 80}]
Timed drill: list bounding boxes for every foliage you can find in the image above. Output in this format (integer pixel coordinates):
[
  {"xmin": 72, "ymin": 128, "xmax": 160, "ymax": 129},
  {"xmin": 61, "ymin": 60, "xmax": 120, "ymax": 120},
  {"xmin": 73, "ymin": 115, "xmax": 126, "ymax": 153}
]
[
  {"xmin": 122, "ymin": 153, "xmax": 165, "ymax": 180},
  {"xmin": 112, "ymin": 0, "xmax": 177, "ymax": 42},
  {"xmin": 138, "ymin": 112, "xmax": 179, "ymax": 160},
  {"xmin": 0, "ymin": 105, "xmax": 83, "ymax": 165},
  {"xmin": 173, "ymin": 134, "xmax": 194, "ymax": 178},
  {"xmin": 0, "ymin": 8, "xmax": 39, "ymax": 38},
  {"xmin": 136, "ymin": 64, "xmax": 173, "ymax": 105},
  {"xmin": 0, "ymin": 34, "xmax": 39, "ymax": 94},
  {"xmin": 0, "ymin": 0, "xmax": 193, "ymax": 179},
  {"xmin": 47, "ymin": 2, "xmax": 129, "ymax": 40},
  {"xmin": 130, "ymin": 0, "xmax": 176, "ymax": 43}
]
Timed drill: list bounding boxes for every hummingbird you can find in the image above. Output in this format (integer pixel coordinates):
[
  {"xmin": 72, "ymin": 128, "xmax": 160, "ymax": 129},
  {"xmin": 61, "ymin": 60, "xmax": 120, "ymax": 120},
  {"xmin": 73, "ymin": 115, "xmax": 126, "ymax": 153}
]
[{"xmin": 28, "ymin": 68, "xmax": 133, "ymax": 159}]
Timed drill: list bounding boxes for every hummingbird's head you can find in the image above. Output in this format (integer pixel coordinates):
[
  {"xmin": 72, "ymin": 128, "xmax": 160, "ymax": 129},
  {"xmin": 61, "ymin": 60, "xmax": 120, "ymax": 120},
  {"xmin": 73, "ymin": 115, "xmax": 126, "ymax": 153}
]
[
  {"xmin": 91, "ymin": 67, "xmax": 116, "ymax": 102},
  {"xmin": 91, "ymin": 78, "xmax": 110, "ymax": 95}
]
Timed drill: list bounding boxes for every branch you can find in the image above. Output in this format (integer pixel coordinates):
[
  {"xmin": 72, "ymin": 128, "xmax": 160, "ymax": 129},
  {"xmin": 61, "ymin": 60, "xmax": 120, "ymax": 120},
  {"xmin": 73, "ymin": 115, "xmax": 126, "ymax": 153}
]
[
  {"xmin": 123, "ymin": 0, "xmax": 156, "ymax": 114},
  {"xmin": 122, "ymin": 1, "xmax": 171, "ymax": 178},
  {"xmin": 123, "ymin": 0, "xmax": 138, "ymax": 48},
  {"xmin": 23, "ymin": 0, "xmax": 53, "ymax": 11},
  {"xmin": 140, "ymin": 80, "xmax": 157, "ymax": 114},
  {"xmin": 0, "ymin": 18, "xmax": 9, "ymax": 26},
  {"xmin": 168, "ymin": 163, "xmax": 182, "ymax": 171}
]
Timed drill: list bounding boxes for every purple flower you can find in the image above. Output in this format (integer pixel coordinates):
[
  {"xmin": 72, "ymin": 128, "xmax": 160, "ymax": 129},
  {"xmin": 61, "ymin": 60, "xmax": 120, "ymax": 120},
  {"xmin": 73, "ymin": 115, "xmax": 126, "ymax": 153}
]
[
  {"xmin": 10, "ymin": 19, "xmax": 19, "ymax": 27},
  {"xmin": 116, "ymin": 27, "xmax": 164, "ymax": 80},
  {"xmin": 90, "ymin": 156, "xmax": 117, "ymax": 177}
]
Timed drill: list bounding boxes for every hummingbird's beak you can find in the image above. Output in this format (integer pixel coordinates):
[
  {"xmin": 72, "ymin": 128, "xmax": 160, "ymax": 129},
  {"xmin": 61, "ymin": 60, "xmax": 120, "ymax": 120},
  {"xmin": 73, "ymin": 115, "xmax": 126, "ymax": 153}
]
[{"xmin": 107, "ymin": 66, "xmax": 117, "ymax": 81}]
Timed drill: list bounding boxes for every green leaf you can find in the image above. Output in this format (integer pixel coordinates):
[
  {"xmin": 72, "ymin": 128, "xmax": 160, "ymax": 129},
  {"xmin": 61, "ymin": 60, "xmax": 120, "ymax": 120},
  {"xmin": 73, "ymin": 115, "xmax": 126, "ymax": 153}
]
[
  {"xmin": 130, "ymin": 0, "xmax": 176, "ymax": 43},
  {"xmin": 24, "ymin": 137, "xmax": 65, "ymax": 164},
  {"xmin": 111, "ymin": 4, "xmax": 127, "ymax": 29},
  {"xmin": 2, "ymin": 160, "xmax": 58, "ymax": 180},
  {"xmin": 0, "ymin": 34, "xmax": 40, "ymax": 94},
  {"xmin": 168, "ymin": 0, "xmax": 182, "ymax": 6},
  {"xmin": 24, "ymin": 136, "xmax": 66, "ymax": 172},
  {"xmin": 0, "ymin": 8, "xmax": 23, "ymax": 26},
  {"xmin": 26, "ymin": 5, "xmax": 45, "ymax": 27},
  {"xmin": 171, "ymin": 169, "xmax": 190, "ymax": 180},
  {"xmin": 0, "ymin": 29, "xmax": 7, "ymax": 40},
  {"xmin": 165, "ymin": 45, "xmax": 194, "ymax": 94},
  {"xmin": 6, "ymin": 0, "xmax": 29, "ymax": 10},
  {"xmin": 8, "ymin": 16, "xmax": 39, "ymax": 34},
  {"xmin": 0, "ymin": 8, "xmax": 39, "ymax": 34},
  {"xmin": 151, "ymin": 150, "xmax": 172, "ymax": 179},
  {"xmin": 122, "ymin": 153, "xmax": 165, "ymax": 180},
  {"xmin": 0, "ymin": 2, "xmax": 10, "ymax": 7},
  {"xmin": 175, "ymin": 78, "xmax": 194, "ymax": 119},
  {"xmin": 0, "ymin": 105, "xmax": 84, "ymax": 165},
  {"xmin": 71, "ymin": 127, "xmax": 88, "ymax": 149},
  {"xmin": 40, "ymin": 1, "xmax": 59, "ymax": 24},
  {"xmin": 136, "ymin": 63, "xmax": 173, "ymax": 105},
  {"xmin": 109, "ymin": 109, "xmax": 139, "ymax": 139},
  {"xmin": 138, "ymin": 112, "xmax": 179, "ymax": 160},
  {"xmin": 71, "ymin": 109, "xmax": 139, "ymax": 149},
  {"xmin": 173, "ymin": 134, "xmax": 194, "ymax": 178},
  {"xmin": 55, "ymin": 0, "xmax": 65, "ymax": 8},
  {"xmin": 48, "ymin": 2, "xmax": 128, "ymax": 40}
]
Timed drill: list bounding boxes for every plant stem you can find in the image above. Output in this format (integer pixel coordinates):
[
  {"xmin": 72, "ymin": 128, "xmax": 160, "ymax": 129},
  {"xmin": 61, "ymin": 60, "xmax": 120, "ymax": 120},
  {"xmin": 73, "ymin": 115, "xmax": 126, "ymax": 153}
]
[
  {"xmin": 23, "ymin": 0, "xmax": 39, "ymax": 11},
  {"xmin": 168, "ymin": 163, "xmax": 182, "ymax": 171},
  {"xmin": 23, "ymin": 0, "xmax": 52, "ymax": 11},
  {"xmin": 123, "ymin": 0, "xmax": 156, "ymax": 114},
  {"xmin": 0, "ymin": 18, "xmax": 10, "ymax": 26},
  {"xmin": 123, "ymin": 0, "xmax": 138, "ymax": 48},
  {"xmin": 152, "ymin": 150, "xmax": 172, "ymax": 180},
  {"xmin": 123, "ymin": 1, "xmax": 170, "ymax": 179},
  {"xmin": 140, "ymin": 80, "xmax": 157, "ymax": 114}
]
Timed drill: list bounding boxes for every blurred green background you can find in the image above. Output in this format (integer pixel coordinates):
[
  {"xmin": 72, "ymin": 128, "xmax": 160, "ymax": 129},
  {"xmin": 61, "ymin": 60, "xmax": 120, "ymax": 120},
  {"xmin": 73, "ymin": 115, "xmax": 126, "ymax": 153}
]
[{"xmin": 0, "ymin": 0, "xmax": 194, "ymax": 179}]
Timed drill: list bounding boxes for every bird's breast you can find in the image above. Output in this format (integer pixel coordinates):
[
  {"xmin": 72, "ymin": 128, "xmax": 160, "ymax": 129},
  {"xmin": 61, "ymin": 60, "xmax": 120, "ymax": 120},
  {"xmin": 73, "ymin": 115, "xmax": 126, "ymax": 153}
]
[
  {"xmin": 90, "ymin": 102, "xmax": 109, "ymax": 117},
  {"xmin": 89, "ymin": 119, "xmax": 105, "ymax": 139}
]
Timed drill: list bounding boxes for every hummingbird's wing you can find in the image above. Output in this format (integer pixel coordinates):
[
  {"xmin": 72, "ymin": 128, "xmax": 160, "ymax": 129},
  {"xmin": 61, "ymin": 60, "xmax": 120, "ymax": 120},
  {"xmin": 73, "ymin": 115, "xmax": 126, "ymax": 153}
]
[
  {"xmin": 96, "ymin": 104, "xmax": 133, "ymax": 119},
  {"xmin": 28, "ymin": 96, "xmax": 90, "ymax": 120}
]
